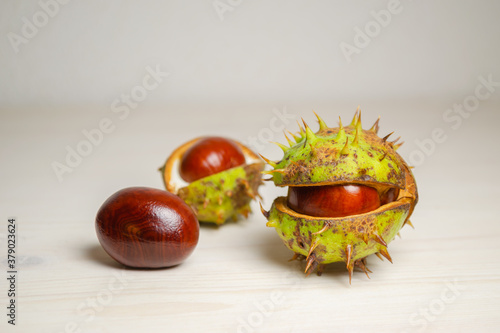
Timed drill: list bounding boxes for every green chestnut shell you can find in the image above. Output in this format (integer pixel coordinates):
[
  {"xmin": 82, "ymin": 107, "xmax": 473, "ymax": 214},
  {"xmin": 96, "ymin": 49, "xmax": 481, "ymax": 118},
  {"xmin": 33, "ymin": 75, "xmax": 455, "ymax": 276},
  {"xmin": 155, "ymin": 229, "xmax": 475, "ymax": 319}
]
[
  {"xmin": 261, "ymin": 111, "xmax": 418, "ymax": 282},
  {"xmin": 161, "ymin": 137, "xmax": 264, "ymax": 225}
]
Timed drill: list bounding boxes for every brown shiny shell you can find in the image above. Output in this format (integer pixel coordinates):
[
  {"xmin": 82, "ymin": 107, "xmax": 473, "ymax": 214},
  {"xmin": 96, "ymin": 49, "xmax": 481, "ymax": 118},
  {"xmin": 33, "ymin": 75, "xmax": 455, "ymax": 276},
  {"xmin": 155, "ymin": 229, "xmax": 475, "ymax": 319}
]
[
  {"xmin": 95, "ymin": 187, "xmax": 199, "ymax": 268},
  {"xmin": 161, "ymin": 136, "xmax": 262, "ymax": 194}
]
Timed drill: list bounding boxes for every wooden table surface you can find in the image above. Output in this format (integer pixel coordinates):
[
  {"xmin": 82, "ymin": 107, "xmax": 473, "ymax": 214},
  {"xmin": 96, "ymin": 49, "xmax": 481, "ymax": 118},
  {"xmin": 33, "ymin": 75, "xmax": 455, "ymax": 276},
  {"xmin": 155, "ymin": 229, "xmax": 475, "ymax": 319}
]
[{"xmin": 1, "ymin": 102, "xmax": 499, "ymax": 333}]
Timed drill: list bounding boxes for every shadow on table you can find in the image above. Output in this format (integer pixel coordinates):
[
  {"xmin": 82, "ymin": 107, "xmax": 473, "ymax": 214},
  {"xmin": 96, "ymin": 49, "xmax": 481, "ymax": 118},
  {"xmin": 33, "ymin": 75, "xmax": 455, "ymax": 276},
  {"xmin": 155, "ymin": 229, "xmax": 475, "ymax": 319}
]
[
  {"xmin": 258, "ymin": 232, "xmax": 363, "ymax": 284},
  {"xmin": 85, "ymin": 244, "xmax": 183, "ymax": 271},
  {"xmin": 85, "ymin": 244, "xmax": 124, "ymax": 269}
]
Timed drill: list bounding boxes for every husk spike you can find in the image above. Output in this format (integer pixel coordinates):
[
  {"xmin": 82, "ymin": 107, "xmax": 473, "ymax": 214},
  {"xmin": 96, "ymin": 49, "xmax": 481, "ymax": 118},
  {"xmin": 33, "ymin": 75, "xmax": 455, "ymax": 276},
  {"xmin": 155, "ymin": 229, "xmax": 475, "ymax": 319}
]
[
  {"xmin": 355, "ymin": 258, "xmax": 371, "ymax": 279},
  {"xmin": 404, "ymin": 219, "xmax": 415, "ymax": 229},
  {"xmin": 340, "ymin": 137, "xmax": 350, "ymax": 155},
  {"xmin": 382, "ymin": 131, "xmax": 394, "ymax": 142},
  {"xmin": 394, "ymin": 141, "xmax": 405, "ymax": 150},
  {"xmin": 259, "ymin": 154, "xmax": 278, "ymax": 168},
  {"xmin": 305, "ymin": 256, "xmax": 317, "ymax": 277},
  {"xmin": 356, "ymin": 109, "xmax": 362, "ymax": 130},
  {"xmin": 361, "ymin": 232, "xmax": 369, "ymax": 245},
  {"xmin": 390, "ymin": 136, "xmax": 401, "ymax": 145},
  {"xmin": 283, "ymin": 131, "xmax": 295, "ymax": 147},
  {"xmin": 313, "ymin": 110, "xmax": 328, "ymax": 131},
  {"xmin": 302, "ymin": 118, "xmax": 317, "ymax": 142},
  {"xmin": 287, "ymin": 130, "xmax": 301, "ymax": 143},
  {"xmin": 352, "ymin": 124, "xmax": 360, "ymax": 146},
  {"xmin": 350, "ymin": 108, "xmax": 359, "ymax": 127},
  {"xmin": 347, "ymin": 264, "xmax": 354, "ymax": 284},
  {"xmin": 307, "ymin": 240, "xmax": 320, "ymax": 260},
  {"xmin": 261, "ymin": 169, "xmax": 286, "ymax": 175},
  {"xmin": 379, "ymin": 248, "xmax": 393, "ymax": 263},
  {"xmin": 370, "ymin": 116, "xmax": 381, "ymax": 134},
  {"xmin": 372, "ymin": 232, "xmax": 388, "ymax": 247},
  {"xmin": 297, "ymin": 120, "xmax": 305, "ymax": 138},
  {"xmin": 345, "ymin": 244, "xmax": 353, "ymax": 272},
  {"xmin": 271, "ymin": 141, "xmax": 289, "ymax": 153},
  {"xmin": 313, "ymin": 223, "xmax": 330, "ymax": 235},
  {"xmin": 266, "ymin": 220, "xmax": 277, "ymax": 228},
  {"xmin": 336, "ymin": 116, "xmax": 346, "ymax": 141}
]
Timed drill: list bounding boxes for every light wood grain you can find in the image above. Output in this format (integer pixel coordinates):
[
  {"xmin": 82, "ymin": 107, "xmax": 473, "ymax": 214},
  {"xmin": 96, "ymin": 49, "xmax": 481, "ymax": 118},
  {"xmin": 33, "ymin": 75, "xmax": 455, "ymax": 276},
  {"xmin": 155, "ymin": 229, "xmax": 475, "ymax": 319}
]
[{"xmin": 1, "ymin": 103, "xmax": 499, "ymax": 333}]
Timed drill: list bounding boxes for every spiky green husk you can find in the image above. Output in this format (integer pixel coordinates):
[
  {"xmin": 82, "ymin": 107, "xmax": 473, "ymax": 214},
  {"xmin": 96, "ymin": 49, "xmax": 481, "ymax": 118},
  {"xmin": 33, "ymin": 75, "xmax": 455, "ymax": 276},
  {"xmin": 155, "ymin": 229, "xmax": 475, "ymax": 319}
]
[
  {"xmin": 177, "ymin": 163, "xmax": 264, "ymax": 224},
  {"xmin": 267, "ymin": 113, "xmax": 406, "ymax": 188},
  {"xmin": 261, "ymin": 110, "xmax": 418, "ymax": 282},
  {"xmin": 266, "ymin": 197, "xmax": 411, "ymax": 276},
  {"xmin": 161, "ymin": 137, "xmax": 265, "ymax": 225}
]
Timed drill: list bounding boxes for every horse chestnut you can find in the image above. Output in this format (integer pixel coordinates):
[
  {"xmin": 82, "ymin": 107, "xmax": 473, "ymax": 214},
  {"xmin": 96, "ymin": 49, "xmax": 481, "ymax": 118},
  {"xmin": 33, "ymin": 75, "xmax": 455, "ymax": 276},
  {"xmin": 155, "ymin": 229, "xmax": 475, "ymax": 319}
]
[
  {"xmin": 261, "ymin": 111, "xmax": 419, "ymax": 281},
  {"xmin": 179, "ymin": 137, "xmax": 246, "ymax": 182},
  {"xmin": 161, "ymin": 136, "xmax": 264, "ymax": 224},
  {"xmin": 95, "ymin": 187, "xmax": 199, "ymax": 268},
  {"xmin": 287, "ymin": 184, "xmax": 381, "ymax": 218}
]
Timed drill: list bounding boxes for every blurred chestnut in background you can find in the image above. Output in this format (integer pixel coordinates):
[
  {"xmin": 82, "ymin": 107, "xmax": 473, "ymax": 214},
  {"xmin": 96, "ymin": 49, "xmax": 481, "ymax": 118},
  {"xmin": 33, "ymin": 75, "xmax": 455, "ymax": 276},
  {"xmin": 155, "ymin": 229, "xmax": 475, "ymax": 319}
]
[{"xmin": 179, "ymin": 136, "xmax": 246, "ymax": 182}]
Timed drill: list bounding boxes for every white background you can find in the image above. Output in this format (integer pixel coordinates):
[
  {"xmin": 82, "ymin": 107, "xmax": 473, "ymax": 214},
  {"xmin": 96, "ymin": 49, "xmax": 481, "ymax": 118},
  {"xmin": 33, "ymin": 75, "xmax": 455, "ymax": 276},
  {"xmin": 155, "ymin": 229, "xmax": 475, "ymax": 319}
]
[
  {"xmin": 1, "ymin": 1, "xmax": 500, "ymax": 105},
  {"xmin": 1, "ymin": 1, "xmax": 500, "ymax": 332}
]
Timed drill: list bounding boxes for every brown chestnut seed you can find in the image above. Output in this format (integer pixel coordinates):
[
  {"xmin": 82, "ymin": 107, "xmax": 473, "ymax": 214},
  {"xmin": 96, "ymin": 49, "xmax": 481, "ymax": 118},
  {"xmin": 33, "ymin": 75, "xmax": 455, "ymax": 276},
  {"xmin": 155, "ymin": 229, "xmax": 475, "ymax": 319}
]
[
  {"xmin": 95, "ymin": 187, "xmax": 199, "ymax": 268},
  {"xmin": 287, "ymin": 184, "xmax": 382, "ymax": 218},
  {"xmin": 179, "ymin": 136, "xmax": 246, "ymax": 183},
  {"xmin": 380, "ymin": 187, "xmax": 400, "ymax": 206}
]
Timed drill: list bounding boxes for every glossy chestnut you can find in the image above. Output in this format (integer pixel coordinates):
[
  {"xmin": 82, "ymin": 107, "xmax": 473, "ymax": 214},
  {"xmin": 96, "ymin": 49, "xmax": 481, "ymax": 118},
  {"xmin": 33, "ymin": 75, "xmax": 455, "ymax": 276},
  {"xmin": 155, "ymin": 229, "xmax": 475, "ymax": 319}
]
[
  {"xmin": 179, "ymin": 137, "xmax": 246, "ymax": 183},
  {"xmin": 287, "ymin": 184, "xmax": 381, "ymax": 218},
  {"xmin": 95, "ymin": 187, "xmax": 199, "ymax": 268}
]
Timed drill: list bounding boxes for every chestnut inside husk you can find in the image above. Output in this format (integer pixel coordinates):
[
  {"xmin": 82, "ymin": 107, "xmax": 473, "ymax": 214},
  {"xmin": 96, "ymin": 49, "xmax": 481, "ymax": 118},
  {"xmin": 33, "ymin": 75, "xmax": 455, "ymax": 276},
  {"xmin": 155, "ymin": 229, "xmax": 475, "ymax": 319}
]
[
  {"xmin": 287, "ymin": 184, "xmax": 400, "ymax": 218},
  {"xmin": 160, "ymin": 137, "xmax": 265, "ymax": 224},
  {"xmin": 261, "ymin": 111, "xmax": 418, "ymax": 283}
]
